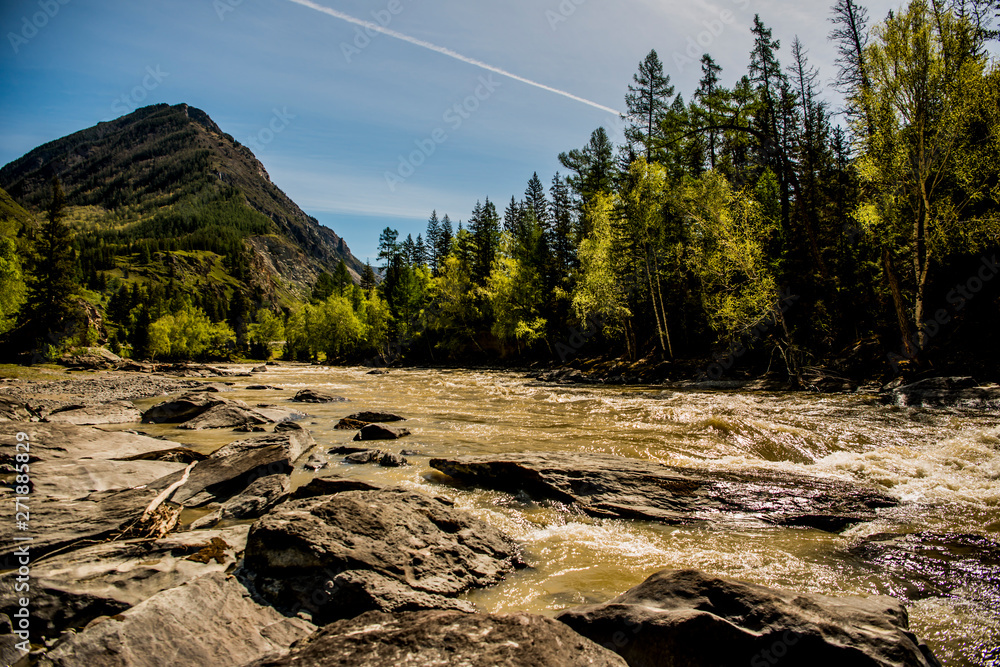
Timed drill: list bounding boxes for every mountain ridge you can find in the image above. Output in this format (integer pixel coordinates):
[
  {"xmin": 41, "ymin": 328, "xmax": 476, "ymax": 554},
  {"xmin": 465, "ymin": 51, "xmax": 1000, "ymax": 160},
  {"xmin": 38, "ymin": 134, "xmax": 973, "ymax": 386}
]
[{"xmin": 0, "ymin": 103, "xmax": 363, "ymax": 300}]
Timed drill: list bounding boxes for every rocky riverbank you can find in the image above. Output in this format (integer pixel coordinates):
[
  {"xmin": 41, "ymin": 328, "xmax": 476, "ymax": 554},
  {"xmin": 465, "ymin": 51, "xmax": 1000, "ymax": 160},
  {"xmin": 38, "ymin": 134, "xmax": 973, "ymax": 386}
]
[{"xmin": 0, "ymin": 365, "xmax": 986, "ymax": 665}]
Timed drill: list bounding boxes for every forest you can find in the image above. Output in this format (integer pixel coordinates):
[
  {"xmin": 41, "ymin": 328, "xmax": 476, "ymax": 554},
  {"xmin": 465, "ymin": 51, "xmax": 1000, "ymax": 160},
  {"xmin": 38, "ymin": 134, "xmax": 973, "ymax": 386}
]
[{"xmin": 2, "ymin": 0, "xmax": 999, "ymax": 383}]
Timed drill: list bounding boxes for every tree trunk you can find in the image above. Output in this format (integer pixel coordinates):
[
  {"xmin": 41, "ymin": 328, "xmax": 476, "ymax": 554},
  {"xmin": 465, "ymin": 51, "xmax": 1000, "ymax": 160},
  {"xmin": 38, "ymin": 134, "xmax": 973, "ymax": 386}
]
[
  {"xmin": 644, "ymin": 250, "xmax": 667, "ymax": 356},
  {"xmin": 883, "ymin": 248, "xmax": 917, "ymax": 359},
  {"xmin": 651, "ymin": 253, "xmax": 674, "ymax": 359}
]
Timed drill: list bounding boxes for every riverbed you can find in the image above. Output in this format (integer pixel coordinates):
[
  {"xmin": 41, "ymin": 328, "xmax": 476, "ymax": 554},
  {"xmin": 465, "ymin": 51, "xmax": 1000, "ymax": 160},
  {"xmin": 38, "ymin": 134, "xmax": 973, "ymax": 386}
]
[{"xmin": 119, "ymin": 365, "xmax": 1000, "ymax": 666}]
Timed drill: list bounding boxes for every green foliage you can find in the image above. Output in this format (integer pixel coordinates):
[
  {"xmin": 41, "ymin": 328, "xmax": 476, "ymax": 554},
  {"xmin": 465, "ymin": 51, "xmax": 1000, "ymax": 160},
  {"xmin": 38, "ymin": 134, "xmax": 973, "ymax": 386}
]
[{"xmin": 148, "ymin": 303, "xmax": 235, "ymax": 360}]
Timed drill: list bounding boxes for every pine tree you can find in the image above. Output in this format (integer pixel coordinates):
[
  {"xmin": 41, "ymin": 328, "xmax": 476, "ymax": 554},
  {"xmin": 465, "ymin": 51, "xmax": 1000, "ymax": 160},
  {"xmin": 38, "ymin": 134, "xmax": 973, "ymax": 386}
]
[
  {"xmin": 624, "ymin": 50, "xmax": 675, "ymax": 162},
  {"xmin": 437, "ymin": 215, "xmax": 454, "ymax": 262},
  {"xmin": 361, "ymin": 261, "xmax": 377, "ymax": 293},
  {"xmin": 426, "ymin": 210, "xmax": 441, "ymax": 271},
  {"xmin": 24, "ymin": 178, "xmax": 77, "ymax": 342},
  {"xmin": 414, "ymin": 234, "xmax": 427, "ymax": 267},
  {"xmin": 559, "ymin": 127, "xmax": 616, "ymax": 212},
  {"xmin": 695, "ymin": 55, "xmax": 724, "ymax": 170},
  {"xmin": 469, "ymin": 199, "xmax": 500, "ymax": 285},
  {"xmin": 549, "ymin": 173, "xmax": 577, "ymax": 286},
  {"xmin": 333, "ymin": 259, "xmax": 352, "ymax": 296},
  {"xmin": 524, "ymin": 173, "xmax": 549, "ymax": 227}
]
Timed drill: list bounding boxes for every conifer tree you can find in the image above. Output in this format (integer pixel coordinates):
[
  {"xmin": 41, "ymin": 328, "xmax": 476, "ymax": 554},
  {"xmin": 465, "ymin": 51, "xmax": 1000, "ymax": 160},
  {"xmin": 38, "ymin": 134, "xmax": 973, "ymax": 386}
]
[
  {"xmin": 624, "ymin": 50, "xmax": 675, "ymax": 162},
  {"xmin": 24, "ymin": 177, "xmax": 77, "ymax": 343}
]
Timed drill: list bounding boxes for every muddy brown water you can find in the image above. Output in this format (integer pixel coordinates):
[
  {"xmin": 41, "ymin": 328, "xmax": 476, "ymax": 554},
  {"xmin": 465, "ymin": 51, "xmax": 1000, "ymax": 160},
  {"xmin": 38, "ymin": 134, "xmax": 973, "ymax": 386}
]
[{"xmin": 119, "ymin": 365, "xmax": 1000, "ymax": 666}]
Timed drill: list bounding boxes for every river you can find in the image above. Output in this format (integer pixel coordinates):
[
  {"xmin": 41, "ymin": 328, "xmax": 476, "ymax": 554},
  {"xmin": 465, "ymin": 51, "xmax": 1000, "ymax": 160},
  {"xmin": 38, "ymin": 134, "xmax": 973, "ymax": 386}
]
[{"xmin": 126, "ymin": 366, "xmax": 1000, "ymax": 666}]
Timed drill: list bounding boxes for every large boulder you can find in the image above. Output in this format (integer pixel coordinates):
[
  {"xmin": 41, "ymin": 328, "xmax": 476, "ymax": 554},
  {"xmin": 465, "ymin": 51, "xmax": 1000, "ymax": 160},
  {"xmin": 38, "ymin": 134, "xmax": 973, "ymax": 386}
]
[
  {"xmin": 142, "ymin": 392, "xmax": 233, "ymax": 423},
  {"xmin": 0, "ymin": 526, "xmax": 249, "ymax": 640},
  {"xmin": 177, "ymin": 403, "xmax": 272, "ymax": 431},
  {"xmin": 37, "ymin": 572, "xmax": 316, "ymax": 667},
  {"xmin": 58, "ymin": 347, "xmax": 123, "ymax": 370},
  {"xmin": 292, "ymin": 389, "xmax": 347, "ymax": 404},
  {"xmin": 291, "ymin": 474, "xmax": 382, "ymax": 500},
  {"xmin": 244, "ymin": 610, "xmax": 627, "ymax": 667},
  {"xmin": 243, "ymin": 488, "xmax": 521, "ymax": 624},
  {"xmin": 556, "ymin": 569, "xmax": 941, "ymax": 667},
  {"xmin": 430, "ymin": 453, "xmax": 897, "ymax": 532}
]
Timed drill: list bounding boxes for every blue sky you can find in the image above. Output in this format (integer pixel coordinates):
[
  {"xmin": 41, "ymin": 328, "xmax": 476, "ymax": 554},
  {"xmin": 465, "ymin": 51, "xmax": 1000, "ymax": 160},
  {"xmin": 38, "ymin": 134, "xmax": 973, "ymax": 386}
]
[{"xmin": 1, "ymin": 0, "xmax": 920, "ymax": 262}]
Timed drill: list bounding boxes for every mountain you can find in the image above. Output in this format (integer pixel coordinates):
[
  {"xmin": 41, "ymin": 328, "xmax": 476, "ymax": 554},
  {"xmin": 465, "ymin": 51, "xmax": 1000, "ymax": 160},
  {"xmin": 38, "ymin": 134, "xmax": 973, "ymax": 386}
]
[{"xmin": 0, "ymin": 103, "xmax": 363, "ymax": 303}]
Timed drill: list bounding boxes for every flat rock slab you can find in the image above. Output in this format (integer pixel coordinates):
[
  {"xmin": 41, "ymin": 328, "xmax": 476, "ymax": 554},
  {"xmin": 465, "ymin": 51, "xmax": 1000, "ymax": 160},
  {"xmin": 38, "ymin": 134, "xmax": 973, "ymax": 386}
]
[
  {"xmin": 0, "ymin": 487, "xmax": 159, "ymax": 562},
  {"xmin": 430, "ymin": 453, "xmax": 897, "ymax": 532},
  {"xmin": 243, "ymin": 488, "xmax": 520, "ymax": 624},
  {"xmin": 43, "ymin": 401, "xmax": 142, "ymax": 425},
  {"xmin": 0, "ymin": 423, "xmax": 186, "ymax": 465},
  {"xmin": 847, "ymin": 532, "xmax": 1000, "ymax": 606},
  {"xmin": 0, "ymin": 526, "xmax": 249, "ymax": 639},
  {"xmin": 142, "ymin": 392, "xmax": 234, "ymax": 423},
  {"xmin": 38, "ymin": 572, "xmax": 316, "ymax": 667},
  {"xmin": 151, "ymin": 444, "xmax": 293, "ymax": 507},
  {"xmin": 557, "ymin": 569, "xmax": 941, "ymax": 667},
  {"xmin": 245, "ymin": 610, "xmax": 627, "ymax": 667},
  {"xmin": 0, "ymin": 397, "xmax": 32, "ymax": 421}
]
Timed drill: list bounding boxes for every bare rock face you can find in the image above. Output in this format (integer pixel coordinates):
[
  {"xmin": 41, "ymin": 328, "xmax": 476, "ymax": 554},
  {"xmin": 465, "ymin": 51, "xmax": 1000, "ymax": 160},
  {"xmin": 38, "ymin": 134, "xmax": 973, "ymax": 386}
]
[
  {"xmin": 243, "ymin": 489, "xmax": 521, "ymax": 624},
  {"xmin": 431, "ymin": 452, "xmax": 897, "ymax": 532},
  {"xmin": 556, "ymin": 569, "xmax": 941, "ymax": 667},
  {"xmin": 243, "ymin": 610, "xmax": 628, "ymax": 667},
  {"xmin": 37, "ymin": 572, "xmax": 316, "ymax": 667}
]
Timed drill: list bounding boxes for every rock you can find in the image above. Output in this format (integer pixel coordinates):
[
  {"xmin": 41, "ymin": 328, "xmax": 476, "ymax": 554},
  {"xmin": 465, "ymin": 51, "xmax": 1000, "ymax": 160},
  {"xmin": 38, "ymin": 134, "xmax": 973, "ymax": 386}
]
[
  {"xmin": 212, "ymin": 424, "xmax": 316, "ymax": 464},
  {"xmin": 329, "ymin": 446, "xmax": 370, "ymax": 455},
  {"xmin": 177, "ymin": 403, "xmax": 273, "ymax": 430},
  {"xmin": 141, "ymin": 392, "xmax": 232, "ymax": 423},
  {"xmin": 38, "ymin": 572, "xmax": 316, "ymax": 667},
  {"xmin": 0, "ymin": 424, "xmax": 188, "ymax": 500},
  {"xmin": 247, "ymin": 385, "xmax": 283, "ymax": 391},
  {"xmin": 847, "ymin": 532, "xmax": 1000, "ymax": 606},
  {"xmin": 152, "ymin": 444, "xmax": 295, "ymax": 507},
  {"xmin": 243, "ymin": 488, "xmax": 520, "ymax": 624},
  {"xmin": 0, "ymin": 486, "xmax": 161, "ymax": 562},
  {"xmin": 886, "ymin": 377, "xmax": 1000, "ymax": 409},
  {"xmin": 0, "ymin": 397, "xmax": 32, "ymax": 422},
  {"xmin": 556, "ymin": 569, "xmax": 941, "ymax": 667},
  {"xmin": 58, "ymin": 347, "xmax": 123, "ymax": 371},
  {"xmin": 244, "ymin": 609, "xmax": 627, "ymax": 667},
  {"xmin": 349, "ymin": 411, "xmax": 406, "ymax": 423},
  {"xmin": 0, "ymin": 527, "xmax": 249, "ymax": 640},
  {"xmin": 234, "ymin": 424, "xmax": 267, "ymax": 433},
  {"xmin": 120, "ymin": 448, "xmax": 207, "ymax": 464},
  {"xmin": 290, "ymin": 475, "xmax": 383, "ymax": 500},
  {"xmin": 220, "ymin": 475, "xmax": 291, "ymax": 520},
  {"xmin": 293, "ymin": 389, "xmax": 347, "ymax": 404},
  {"xmin": 342, "ymin": 449, "xmax": 408, "ymax": 467},
  {"xmin": 195, "ymin": 382, "xmax": 234, "ymax": 393},
  {"xmin": 430, "ymin": 453, "xmax": 897, "ymax": 532},
  {"xmin": 43, "ymin": 401, "xmax": 142, "ymax": 425},
  {"xmin": 366, "ymin": 369, "xmax": 389, "ymax": 374},
  {"xmin": 334, "ymin": 417, "xmax": 368, "ymax": 430},
  {"xmin": 252, "ymin": 365, "xmax": 268, "ymax": 373},
  {"xmin": 353, "ymin": 424, "xmax": 410, "ymax": 441}
]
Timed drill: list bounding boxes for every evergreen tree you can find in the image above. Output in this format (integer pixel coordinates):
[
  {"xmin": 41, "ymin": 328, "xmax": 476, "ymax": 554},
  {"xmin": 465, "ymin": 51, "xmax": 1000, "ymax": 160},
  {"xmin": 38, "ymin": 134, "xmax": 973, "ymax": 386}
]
[
  {"xmin": 549, "ymin": 173, "xmax": 577, "ymax": 286},
  {"xmin": 437, "ymin": 215, "xmax": 454, "ymax": 262},
  {"xmin": 361, "ymin": 261, "xmax": 377, "ymax": 293},
  {"xmin": 695, "ymin": 55, "xmax": 724, "ymax": 170},
  {"xmin": 469, "ymin": 199, "xmax": 500, "ymax": 285},
  {"xmin": 524, "ymin": 173, "xmax": 549, "ymax": 227},
  {"xmin": 414, "ymin": 234, "xmax": 428, "ymax": 267},
  {"xmin": 426, "ymin": 210, "xmax": 442, "ymax": 271},
  {"xmin": 333, "ymin": 259, "xmax": 352, "ymax": 296},
  {"xmin": 24, "ymin": 178, "xmax": 77, "ymax": 342},
  {"xmin": 624, "ymin": 50, "xmax": 675, "ymax": 162}
]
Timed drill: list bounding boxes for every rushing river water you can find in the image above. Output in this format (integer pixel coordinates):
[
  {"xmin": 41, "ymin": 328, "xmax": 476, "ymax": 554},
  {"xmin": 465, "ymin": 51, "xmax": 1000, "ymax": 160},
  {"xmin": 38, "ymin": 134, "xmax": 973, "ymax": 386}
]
[{"xmin": 126, "ymin": 366, "xmax": 1000, "ymax": 666}]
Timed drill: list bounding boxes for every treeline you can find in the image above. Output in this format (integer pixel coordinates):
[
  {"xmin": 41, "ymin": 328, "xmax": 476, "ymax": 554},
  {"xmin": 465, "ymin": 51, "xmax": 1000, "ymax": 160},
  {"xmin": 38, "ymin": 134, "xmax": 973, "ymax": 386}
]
[{"xmin": 315, "ymin": 0, "xmax": 1000, "ymax": 380}]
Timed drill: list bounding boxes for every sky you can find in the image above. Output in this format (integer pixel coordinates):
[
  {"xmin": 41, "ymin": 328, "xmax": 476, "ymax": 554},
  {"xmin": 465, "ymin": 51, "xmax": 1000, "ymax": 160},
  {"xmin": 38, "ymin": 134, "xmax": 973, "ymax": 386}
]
[{"xmin": 1, "ymin": 0, "xmax": 921, "ymax": 262}]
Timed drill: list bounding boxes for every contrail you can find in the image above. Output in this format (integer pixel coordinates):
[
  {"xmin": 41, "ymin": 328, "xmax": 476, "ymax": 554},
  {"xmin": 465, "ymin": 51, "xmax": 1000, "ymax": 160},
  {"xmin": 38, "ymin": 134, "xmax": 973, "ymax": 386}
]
[{"xmin": 286, "ymin": 0, "xmax": 622, "ymax": 117}]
